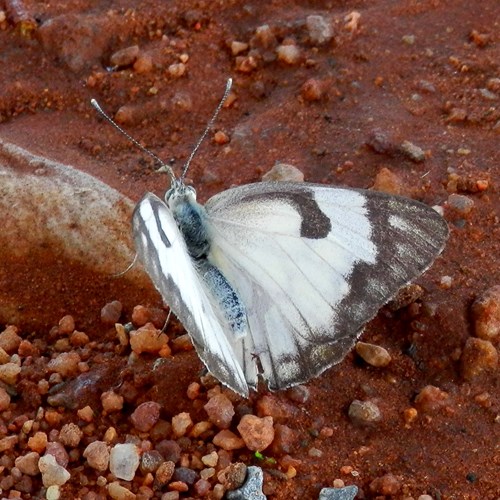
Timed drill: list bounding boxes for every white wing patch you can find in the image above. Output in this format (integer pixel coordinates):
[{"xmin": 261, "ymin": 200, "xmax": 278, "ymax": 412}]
[{"xmin": 132, "ymin": 193, "xmax": 248, "ymax": 395}]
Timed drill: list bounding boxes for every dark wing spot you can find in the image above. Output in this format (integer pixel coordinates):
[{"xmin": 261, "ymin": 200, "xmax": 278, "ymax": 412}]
[{"xmin": 243, "ymin": 189, "xmax": 331, "ymax": 239}]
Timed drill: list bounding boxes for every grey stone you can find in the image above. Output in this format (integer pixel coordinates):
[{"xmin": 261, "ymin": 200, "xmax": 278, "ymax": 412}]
[
  {"xmin": 319, "ymin": 485, "xmax": 358, "ymax": 500},
  {"xmin": 226, "ymin": 466, "xmax": 266, "ymax": 500}
]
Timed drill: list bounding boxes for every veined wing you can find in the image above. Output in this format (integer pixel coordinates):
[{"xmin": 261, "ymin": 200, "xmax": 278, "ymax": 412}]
[{"xmin": 204, "ymin": 182, "xmax": 448, "ymax": 391}]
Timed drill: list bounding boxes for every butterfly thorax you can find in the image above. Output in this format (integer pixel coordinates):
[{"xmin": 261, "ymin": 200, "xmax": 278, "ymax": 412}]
[{"xmin": 167, "ymin": 185, "xmax": 210, "ymax": 260}]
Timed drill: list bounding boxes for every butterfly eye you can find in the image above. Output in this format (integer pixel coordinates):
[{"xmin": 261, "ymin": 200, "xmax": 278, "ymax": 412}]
[{"xmin": 185, "ymin": 185, "xmax": 197, "ymax": 199}]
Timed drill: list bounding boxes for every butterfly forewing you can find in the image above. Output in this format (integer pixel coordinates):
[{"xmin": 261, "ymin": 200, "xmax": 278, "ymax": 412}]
[
  {"xmin": 204, "ymin": 182, "xmax": 448, "ymax": 391},
  {"xmin": 132, "ymin": 193, "xmax": 249, "ymax": 396}
]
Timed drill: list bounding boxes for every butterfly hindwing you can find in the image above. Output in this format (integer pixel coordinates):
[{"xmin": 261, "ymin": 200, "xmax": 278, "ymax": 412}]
[
  {"xmin": 132, "ymin": 193, "xmax": 248, "ymax": 395},
  {"xmin": 204, "ymin": 182, "xmax": 448, "ymax": 391}
]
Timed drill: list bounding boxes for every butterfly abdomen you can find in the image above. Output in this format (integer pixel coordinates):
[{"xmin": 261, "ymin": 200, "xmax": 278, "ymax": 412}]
[{"xmin": 197, "ymin": 260, "xmax": 247, "ymax": 338}]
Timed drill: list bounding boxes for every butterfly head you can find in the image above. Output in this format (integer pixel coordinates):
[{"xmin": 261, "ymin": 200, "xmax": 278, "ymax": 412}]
[{"xmin": 165, "ymin": 181, "xmax": 197, "ymax": 210}]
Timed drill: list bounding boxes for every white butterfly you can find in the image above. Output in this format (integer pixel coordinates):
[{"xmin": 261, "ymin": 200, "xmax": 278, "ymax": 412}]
[{"xmin": 93, "ymin": 81, "xmax": 448, "ymax": 398}]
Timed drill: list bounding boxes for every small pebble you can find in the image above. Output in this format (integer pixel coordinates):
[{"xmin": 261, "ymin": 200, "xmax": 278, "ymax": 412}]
[
  {"xmin": 369, "ymin": 473, "xmax": 402, "ymax": 495},
  {"xmin": 161, "ymin": 492, "xmax": 180, "ymax": 500},
  {"xmin": 399, "ymin": 140, "xmax": 426, "ymax": 162},
  {"xmin": 479, "ymin": 88, "xmax": 497, "ymax": 101},
  {"xmin": 172, "ymin": 412, "xmax": 193, "ymax": 437},
  {"xmin": 47, "ymin": 352, "xmax": 81, "ymax": 377},
  {"xmin": 172, "ymin": 91, "xmax": 193, "ymax": 111},
  {"xmin": 108, "ymin": 481, "xmax": 136, "ymax": 500},
  {"xmin": 110, "ymin": 45, "xmax": 139, "ymax": 68},
  {"xmin": 414, "ymin": 385, "xmax": 449, "ymax": 412},
  {"xmin": 301, "ymin": 78, "xmax": 324, "ymax": 101},
  {"xmin": 58, "ymin": 315, "xmax": 75, "ymax": 335},
  {"xmin": 140, "ymin": 450, "xmax": 164, "ymax": 473},
  {"xmin": 131, "ymin": 401, "xmax": 161, "ymax": 432},
  {"xmin": 235, "ymin": 55, "xmax": 258, "ymax": 73},
  {"xmin": 367, "ymin": 128, "xmax": 397, "ymax": 154},
  {"xmin": 318, "ymin": 485, "xmax": 358, "ymax": 500},
  {"xmin": 262, "ymin": 162, "xmax": 305, "ymax": 182},
  {"xmin": 155, "ymin": 460, "xmax": 175, "ymax": 484},
  {"xmin": 276, "ymin": 44, "xmax": 301, "ymax": 65},
  {"xmin": 237, "ymin": 415, "xmax": 274, "ymax": 451},
  {"xmin": 46, "ymin": 485, "xmax": 61, "ymax": 500},
  {"xmin": 348, "ymin": 400, "xmax": 382, "ymax": 426},
  {"xmin": 201, "ymin": 451, "xmax": 218, "ymax": 467},
  {"xmin": 214, "ymin": 130, "xmax": 230, "ymax": 145},
  {"xmin": 308, "ymin": 447, "xmax": 323, "ymax": 457},
  {"xmin": 130, "ymin": 323, "xmax": 169, "ymax": 354},
  {"xmin": 306, "ymin": 15, "xmax": 333, "ymax": 44},
  {"xmin": 0, "ymin": 325, "xmax": 22, "ymax": 353},
  {"xmin": 156, "ymin": 440, "xmax": 181, "ymax": 463},
  {"xmin": 109, "ymin": 443, "xmax": 140, "ymax": 481},
  {"xmin": 372, "ymin": 167, "xmax": 402, "ymax": 195},
  {"xmin": 190, "ymin": 420, "xmax": 212, "ymax": 438},
  {"xmin": 344, "ymin": 11, "xmax": 361, "ymax": 32},
  {"xmin": 231, "ymin": 41, "xmax": 249, "ymax": 56},
  {"xmin": 38, "ymin": 454, "xmax": 70, "ymax": 487},
  {"xmin": 168, "ymin": 62, "xmax": 186, "ymax": 78},
  {"xmin": 0, "ymin": 346, "xmax": 9, "ymax": 363},
  {"xmin": 15, "ymin": 452, "xmax": 40, "ymax": 476},
  {"xmin": 204, "ymin": 393, "xmax": 235, "ymax": 429},
  {"xmin": 168, "ymin": 481, "xmax": 189, "ymax": 492},
  {"xmin": 251, "ymin": 24, "xmax": 277, "ymax": 50},
  {"xmin": 0, "ymin": 386, "xmax": 10, "ymax": 411},
  {"xmin": 170, "ymin": 333, "xmax": 193, "ymax": 352},
  {"xmin": 194, "ymin": 478, "xmax": 211, "ymax": 496},
  {"xmin": 445, "ymin": 107, "xmax": 467, "ymax": 122},
  {"xmin": 403, "ymin": 407, "xmax": 418, "ymax": 425},
  {"xmin": 83, "ymin": 441, "xmax": 110, "ymax": 472},
  {"xmin": 0, "ymin": 362, "xmax": 21, "ymax": 384},
  {"xmin": 101, "ymin": 300, "xmax": 123, "ymax": 325},
  {"xmin": 447, "ymin": 194, "xmax": 475, "ymax": 215},
  {"xmin": 218, "ymin": 462, "xmax": 247, "ymax": 490},
  {"xmin": 472, "ymin": 285, "xmax": 500, "ymax": 342},
  {"xmin": 0, "ymin": 435, "xmax": 18, "ymax": 452},
  {"xmin": 172, "ymin": 466, "xmax": 198, "ymax": 485},
  {"xmin": 58, "ymin": 422, "xmax": 83, "ymax": 447},
  {"xmin": 355, "ymin": 342, "xmax": 392, "ymax": 367},
  {"xmin": 101, "ymin": 391, "xmax": 124, "ymax": 413},
  {"xmin": 77, "ymin": 406, "xmax": 94, "ymax": 422},
  {"xmin": 133, "ymin": 53, "xmax": 153, "ymax": 74},
  {"xmin": 27, "ymin": 432, "xmax": 48, "ymax": 453},
  {"xmin": 460, "ymin": 337, "xmax": 498, "ymax": 380},
  {"xmin": 212, "ymin": 429, "xmax": 245, "ymax": 450},
  {"xmin": 69, "ymin": 330, "xmax": 89, "ymax": 347}
]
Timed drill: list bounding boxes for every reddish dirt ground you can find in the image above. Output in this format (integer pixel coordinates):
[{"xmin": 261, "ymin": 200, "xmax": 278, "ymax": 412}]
[{"xmin": 0, "ymin": 0, "xmax": 498, "ymax": 499}]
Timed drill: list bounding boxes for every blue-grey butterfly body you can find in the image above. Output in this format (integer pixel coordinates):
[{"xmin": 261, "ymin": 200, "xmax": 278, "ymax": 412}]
[{"xmin": 132, "ymin": 179, "xmax": 448, "ymax": 397}]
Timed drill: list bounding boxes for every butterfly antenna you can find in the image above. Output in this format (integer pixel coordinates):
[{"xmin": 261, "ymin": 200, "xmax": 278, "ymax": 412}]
[
  {"xmin": 90, "ymin": 99, "xmax": 177, "ymax": 185},
  {"xmin": 180, "ymin": 77, "xmax": 233, "ymax": 182}
]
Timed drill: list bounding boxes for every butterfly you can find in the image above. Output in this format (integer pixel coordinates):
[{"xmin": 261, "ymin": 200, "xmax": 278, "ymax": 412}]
[{"xmin": 93, "ymin": 80, "xmax": 449, "ymax": 398}]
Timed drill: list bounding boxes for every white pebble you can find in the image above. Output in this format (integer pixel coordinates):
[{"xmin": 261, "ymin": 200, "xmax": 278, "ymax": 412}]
[
  {"xmin": 109, "ymin": 443, "xmax": 140, "ymax": 481},
  {"xmin": 38, "ymin": 455, "xmax": 70, "ymax": 487},
  {"xmin": 45, "ymin": 485, "xmax": 61, "ymax": 500}
]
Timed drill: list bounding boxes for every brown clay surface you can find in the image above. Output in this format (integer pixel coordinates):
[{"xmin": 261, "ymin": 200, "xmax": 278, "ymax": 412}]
[{"xmin": 0, "ymin": 0, "xmax": 498, "ymax": 498}]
